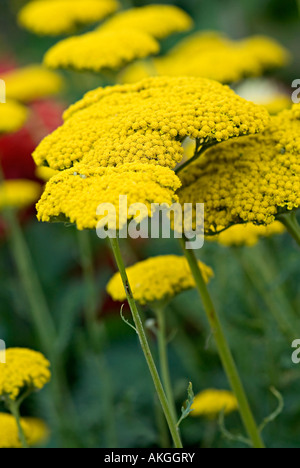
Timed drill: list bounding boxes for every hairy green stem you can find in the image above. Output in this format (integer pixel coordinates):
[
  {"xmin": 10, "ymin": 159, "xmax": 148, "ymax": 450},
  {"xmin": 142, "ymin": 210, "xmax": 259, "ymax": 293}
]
[
  {"xmin": 109, "ymin": 236, "xmax": 183, "ymax": 448},
  {"xmin": 153, "ymin": 306, "xmax": 177, "ymax": 424},
  {"xmin": 180, "ymin": 238, "xmax": 265, "ymax": 448},
  {"xmin": 278, "ymin": 212, "xmax": 300, "ymax": 247}
]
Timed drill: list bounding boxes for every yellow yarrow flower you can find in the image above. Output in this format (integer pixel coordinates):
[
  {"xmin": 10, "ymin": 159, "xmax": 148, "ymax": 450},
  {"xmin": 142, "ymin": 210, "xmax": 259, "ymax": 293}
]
[
  {"xmin": 0, "ymin": 180, "xmax": 41, "ymax": 211},
  {"xmin": 122, "ymin": 33, "xmax": 289, "ymax": 84},
  {"xmin": 0, "ymin": 413, "xmax": 49, "ymax": 448},
  {"xmin": 107, "ymin": 255, "xmax": 213, "ymax": 306},
  {"xmin": 0, "ymin": 348, "xmax": 51, "ymax": 401},
  {"xmin": 36, "ymin": 163, "xmax": 181, "ymax": 230},
  {"xmin": 0, "ymin": 100, "xmax": 28, "ymax": 134},
  {"xmin": 191, "ymin": 389, "xmax": 238, "ymax": 418},
  {"xmin": 44, "ymin": 29, "xmax": 160, "ymax": 73},
  {"xmin": 18, "ymin": 0, "xmax": 119, "ymax": 36},
  {"xmin": 213, "ymin": 222, "xmax": 285, "ymax": 247},
  {"xmin": 2, "ymin": 65, "xmax": 64, "ymax": 103},
  {"xmin": 33, "ymin": 77, "xmax": 269, "ymax": 171},
  {"xmin": 99, "ymin": 5, "xmax": 193, "ymax": 39},
  {"xmin": 36, "ymin": 166, "xmax": 59, "ymax": 182},
  {"xmin": 178, "ymin": 106, "xmax": 300, "ymax": 233}
]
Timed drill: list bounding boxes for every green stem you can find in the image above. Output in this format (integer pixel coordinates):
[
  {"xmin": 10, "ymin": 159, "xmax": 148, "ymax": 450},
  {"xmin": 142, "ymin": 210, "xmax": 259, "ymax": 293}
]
[
  {"xmin": 109, "ymin": 236, "xmax": 183, "ymax": 448},
  {"xmin": 176, "ymin": 140, "xmax": 215, "ymax": 174},
  {"xmin": 77, "ymin": 229, "xmax": 117, "ymax": 448},
  {"xmin": 278, "ymin": 212, "xmax": 300, "ymax": 247},
  {"xmin": 180, "ymin": 238, "xmax": 265, "ymax": 448},
  {"xmin": 153, "ymin": 306, "xmax": 177, "ymax": 425},
  {"xmin": 8, "ymin": 400, "xmax": 29, "ymax": 449}
]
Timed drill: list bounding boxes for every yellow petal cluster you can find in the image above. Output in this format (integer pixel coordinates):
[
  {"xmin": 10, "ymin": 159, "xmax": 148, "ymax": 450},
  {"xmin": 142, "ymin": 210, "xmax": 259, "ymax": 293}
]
[
  {"xmin": 179, "ymin": 106, "xmax": 300, "ymax": 233},
  {"xmin": 0, "ymin": 413, "xmax": 49, "ymax": 448},
  {"xmin": 99, "ymin": 5, "xmax": 193, "ymax": 39},
  {"xmin": 107, "ymin": 255, "xmax": 213, "ymax": 305},
  {"xmin": 18, "ymin": 0, "xmax": 119, "ymax": 36},
  {"xmin": 44, "ymin": 29, "xmax": 160, "ymax": 73},
  {"xmin": 122, "ymin": 33, "xmax": 289, "ymax": 84},
  {"xmin": 33, "ymin": 77, "xmax": 269, "ymax": 171},
  {"xmin": 0, "ymin": 180, "xmax": 41, "ymax": 211},
  {"xmin": 2, "ymin": 65, "xmax": 64, "ymax": 103},
  {"xmin": 0, "ymin": 100, "xmax": 28, "ymax": 134},
  {"xmin": 191, "ymin": 389, "xmax": 238, "ymax": 418},
  {"xmin": 36, "ymin": 163, "xmax": 181, "ymax": 230},
  {"xmin": 213, "ymin": 222, "xmax": 285, "ymax": 247},
  {"xmin": 0, "ymin": 348, "xmax": 51, "ymax": 401}
]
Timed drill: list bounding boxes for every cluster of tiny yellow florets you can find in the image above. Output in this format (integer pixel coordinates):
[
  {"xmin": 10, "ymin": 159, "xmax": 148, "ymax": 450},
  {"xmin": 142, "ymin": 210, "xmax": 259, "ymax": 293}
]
[
  {"xmin": 122, "ymin": 33, "xmax": 289, "ymax": 85},
  {"xmin": 0, "ymin": 180, "xmax": 41, "ymax": 211},
  {"xmin": 18, "ymin": 0, "xmax": 120, "ymax": 36},
  {"xmin": 107, "ymin": 255, "xmax": 213, "ymax": 305},
  {"xmin": 0, "ymin": 413, "xmax": 49, "ymax": 448},
  {"xmin": 44, "ymin": 29, "xmax": 160, "ymax": 73},
  {"xmin": 99, "ymin": 5, "xmax": 193, "ymax": 40},
  {"xmin": 179, "ymin": 106, "xmax": 300, "ymax": 233},
  {"xmin": 0, "ymin": 348, "xmax": 51, "ymax": 401},
  {"xmin": 191, "ymin": 389, "xmax": 238, "ymax": 418},
  {"xmin": 36, "ymin": 163, "xmax": 181, "ymax": 230},
  {"xmin": 2, "ymin": 65, "xmax": 64, "ymax": 103},
  {"xmin": 33, "ymin": 77, "xmax": 269, "ymax": 171},
  {"xmin": 0, "ymin": 101, "xmax": 28, "ymax": 134},
  {"xmin": 213, "ymin": 222, "xmax": 285, "ymax": 247}
]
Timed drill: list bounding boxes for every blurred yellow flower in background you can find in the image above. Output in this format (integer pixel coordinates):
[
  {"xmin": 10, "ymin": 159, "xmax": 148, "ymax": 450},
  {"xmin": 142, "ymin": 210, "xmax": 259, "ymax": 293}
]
[
  {"xmin": 0, "ymin": 413, "xmax": 49, "ymax": 448},
  {"xmin": 18, "ymin": 0, "xmax": 120, "ymax": 36},
  {"xmin": 2, "ymin": 65, "xmax": 64, "ymax": 103},
  {"xmin": 0, "ymin": 100, "xmax": 28, "ymax": 134},
  {"xmin": 191, "ymin": 389, "xmax": 238, "ymax": 418},
  {"xmin": 213, "ymin": 222, "xmax": 285, "ymax": 247},
  {"xmin": 36, "ymin": 166, "xmax": 59, "ymax": 182},
  {"xmin": 107, "ymin": 255, "xmax": 213, "ymax": 305},
  {"xmin": 0, "ymin": 180, "xmax": 41, "ymax": 211},
  {"xmin": 0, "ymin": 348, "xmax": 51, "ymax": 401}
]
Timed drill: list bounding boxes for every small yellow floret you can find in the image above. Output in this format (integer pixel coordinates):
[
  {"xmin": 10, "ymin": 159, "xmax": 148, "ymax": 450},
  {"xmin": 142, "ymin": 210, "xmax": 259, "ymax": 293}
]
[
  {"xmin": 2, "ymin": 65, "xmax": 63, "ymax": 103},
  {"xmin": 18, "ymin": 0, "xmax": 119, "ymax": 36},
  {"xmin": 0, "ymin": 100, "xmax": 28, "ymax": 134},
  {"xmin": 44, "ymin": 29, "xmax": 160, "ymax": 73},
  {"xmin": 0, "ymin": 348, "xmax": 51, "ymax": 401},
  {"xmin": 0, "ymin": 413, "xmax": 49, "ymax": 448},
  {"xmin": 33, "ymin": 77, "xmax": 269, "ymax": 171},
  {"xmin": 99, "ymin": 5, "xmax": 193, "ymax": 39},
  {"xmin": 0, "ymin": 180, "xmax": 41, "ymax": 210},
  {"xmin": 191, "ymin": 389, "xmax": 238, "ymax": 418},
  {"xmin": 107, "ymin": 255, "xmax": 213, "ymax": 305}
]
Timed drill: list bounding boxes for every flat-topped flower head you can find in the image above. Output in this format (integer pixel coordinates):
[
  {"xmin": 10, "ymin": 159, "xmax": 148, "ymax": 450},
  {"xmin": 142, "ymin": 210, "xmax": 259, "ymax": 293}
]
[
  {"xmin": 2, "ymin": 65, "xmax": 64, "ymax": 103},
  {"xmin": 179, "ymin": 106, "xmax": 300, "ymax": 233},
  {"xmin": 122, "ymin": 33, "xmax": 289, "ymax": 84},
  {"xmin": 18, "ymin": 0, "xmax": 120, "ymax": 36},
  {"xmin": 36, "ymin": 163, "xmax": 181, "ymax": 230},
  {"xmin": 44, "ymin": 29, "xmax": 160, "ymax": 73},
  {"xmin": 33, "ymin": 77, "xmax": 269, "ymax": 171},
  {"xmin": 99, "ymin": 5, "xmax": 193, "ymax": 39},
  {"xmin": 0, "ymin": 348, "xmax": 51, "ymax": 401},
  {"xmin": 0, "ymin": 413, "xmax": 49, "ymax": 448},
  {"xmin": 213, "ymin": 222, "xmax": 285, "ymax": 247},
  {"xmin": 0, "ymin": 180, "xmax": 41, "ymax": 211},
  {"xmin": 191, "ymin": 389, "xmax": 238, "ymax": 418},
  {"xmin": 107, "ymin": 255, "xmax": 213, "ymax": 306},
  {"xmin": 0, "ymin": 101, "xmax": 28, "ymax": 134}
]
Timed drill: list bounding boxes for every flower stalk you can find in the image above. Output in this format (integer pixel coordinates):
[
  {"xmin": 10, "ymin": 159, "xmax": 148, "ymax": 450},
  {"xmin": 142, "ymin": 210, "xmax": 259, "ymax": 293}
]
[
  {"xmin": 180, "ymin": 237, "xmax": 265, "ymax": 448},
  {"xmin": 278, "ymin": 212, "xmax": 300, "ymax": 247},
  {"xmin": 109, "ymin": 236, "xmax": 183, "ymax": 448}
]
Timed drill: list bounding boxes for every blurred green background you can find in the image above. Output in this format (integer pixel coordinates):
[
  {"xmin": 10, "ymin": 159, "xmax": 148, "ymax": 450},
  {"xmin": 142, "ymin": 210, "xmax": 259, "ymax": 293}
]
[{"xmin": 0, "ymin": 0, "xmax": 299, "ymax": 449}]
